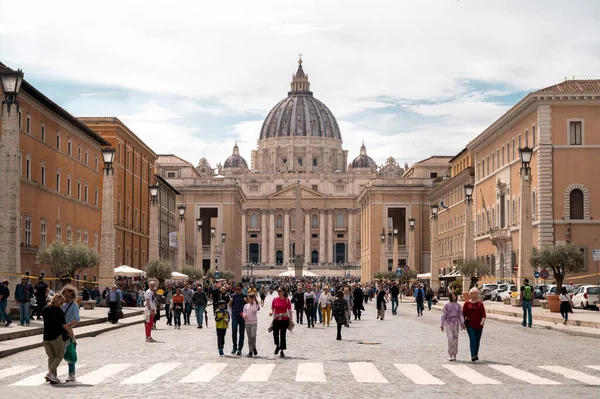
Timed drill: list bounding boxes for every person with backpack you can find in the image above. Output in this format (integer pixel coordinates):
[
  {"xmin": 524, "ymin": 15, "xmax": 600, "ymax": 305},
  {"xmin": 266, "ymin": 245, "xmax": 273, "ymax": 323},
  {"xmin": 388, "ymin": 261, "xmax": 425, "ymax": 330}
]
[
  {"xmin": 332, "ymin": 290, "xmax": 349, "ymax": 340},
  {"xmin": 215, "ymin": 300, "xmax": 230, "ymax": 356},
  {"xmin": 413, "ymin": 284, "xmax": 425, "ymax": 316},
  {"xmin": 520, "ymin": 278, "xmax": 534, "ymax": 328}
]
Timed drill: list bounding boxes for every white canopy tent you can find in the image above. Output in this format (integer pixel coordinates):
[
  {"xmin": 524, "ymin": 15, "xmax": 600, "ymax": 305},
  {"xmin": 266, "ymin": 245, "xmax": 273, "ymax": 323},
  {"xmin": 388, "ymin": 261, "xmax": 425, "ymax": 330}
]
[
  {"xmin": 277, "ymin": 269, "xmax": 319, "ymax": 277},
  {"xmin": 114, "ymin": 265, "xmax": 146, "ymax": 277},
  {"xmin": 417, "ymin": 272, "xmax": 431, "ymax": 280},
  {"xmin": 171, "ymin": 271, "xmax": 189, "ymax": 281}
]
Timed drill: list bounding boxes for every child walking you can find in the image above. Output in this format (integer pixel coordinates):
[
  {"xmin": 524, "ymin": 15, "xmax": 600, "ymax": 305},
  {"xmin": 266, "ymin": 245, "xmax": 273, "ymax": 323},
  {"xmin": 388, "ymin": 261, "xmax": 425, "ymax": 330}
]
[
  {"xmin": 215, "ymin": 299, "xmax": 230, "ymax": 356},
  {"xmin": 440, "ymin": 292, "xmax": 465, "ymax": 361},
  {"xmin": 243, "ymin": 293, "xmax": 260, "ymax": 357}
]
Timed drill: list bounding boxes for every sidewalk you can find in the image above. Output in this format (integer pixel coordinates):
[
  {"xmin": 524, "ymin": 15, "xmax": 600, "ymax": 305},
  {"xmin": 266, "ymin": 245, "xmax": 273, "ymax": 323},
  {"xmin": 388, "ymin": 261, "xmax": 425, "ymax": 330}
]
[
  {"xmin": 428, "ymin": 299, "xmax": 600, "ymax": 339},
  {"xmin": 0, "ymin": 306, "xmax": 144, "ymax": 358}
]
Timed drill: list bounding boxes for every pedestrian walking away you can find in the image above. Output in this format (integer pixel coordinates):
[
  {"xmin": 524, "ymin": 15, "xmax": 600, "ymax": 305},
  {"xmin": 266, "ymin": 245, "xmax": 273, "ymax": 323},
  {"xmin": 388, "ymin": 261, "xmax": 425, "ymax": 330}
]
[
  {"xmin": 42, "ymin": 293, "xmax": 73, "ymax": 384},
  {"xmin": 292, "ymin": 285, "xmax": 305, "ymax": 324},
  {"xmin": 343, "ymin": 287, "xmax": 352, "ymax": 327},
  {"xmin": 314, "ymin": 285, "xmax": 323, "ymax": 324},
  {"xmin": 413, "ymin": 284, "xmax": 425, "ymax": 316},
  {"xmin": 34, "ymin": 276, "xmax": 48, "ymax": 320},
  {"xmin": 352, "ymin": 284, "xmax": 364, "ymax": 320},
  {"xmin": 376, "ymin": 285, "xmax": 387, "ymax": 320},
  {"xmin": 520, "ymin": 278, "xmax": 534, "ymax": 327},
  {"xmin": 243, "ymin": 293, "xmax": 260, "ymax": 357},
  {"xmin": 425, "ymin": 287, "xmax": 434, "ymax": 311},
  {"xmin": 390, "ymin": 282, "xmax": 399, "ymax": 315},
  {"xmin": 144, "ymin": 281, "xmax": 157, "ymax": 342},
  {"xmin": 171, "ymin": 288, "xmax": 184, "ymax": 329},
  {"xmin": 318, "ymin": 286, "xmax": 332, "ymax": 327},
  {"xmin": 60, "ymin": 285, "xmax": 80, "ymax": 382},
  {"xmin": 270, "ymin": 288, "xmax": 292, "ymax": 358},
  {"xmin": 463, "ymin": 288, "xmax": 486, "ymax": 362},
  {"xmin": 559, "ymin": 287, "xmax": 573, "ymax": 325},
  {"xmin": 230, "ymin": 283, "xmax": 247, "ymax": 355},
  {"xmin": 332, "ymin": 290, "xmax": 349, "ymax": 340},
  {"xmin": 0, "ymin": 280, "xmax": 11, "ymax": 326},
  {"xmin": 440, "ymin": 292, "xmax": 465, "ymax": 361},
  {"xmin": 215, "ymin": 300, "xmax": 230, "ymax": 356},
  {"xmin": 106, "ymin": 285, "xmax": 122, "ymax": 324},
  {"xmin": 304, "ymin": 285, "xmax": 316, "ymax": 328},
  {"xmin": 192, "ymin": 286, "xmax": 208, "ymax": 328},
  {"xmin": 164, "ymin": 283, "xmax": 174, "ymax": 326},
  {"xmin": 182, "ymin": 283, "xmax": 194, "ymax": 325}
]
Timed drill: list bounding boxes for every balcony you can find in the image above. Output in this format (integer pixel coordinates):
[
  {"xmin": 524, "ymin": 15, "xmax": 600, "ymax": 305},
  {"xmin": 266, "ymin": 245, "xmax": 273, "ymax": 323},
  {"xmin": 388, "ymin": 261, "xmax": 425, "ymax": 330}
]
[
  {"xmin": 247, "ymin": 227, "xmax": 260, "ymax": 232},
  {"xmin": 334, "ymin": 226, "xmax": 347, "ymax": 232},
  {"xmin": 490, "ymin": 228, "xmax": 511, "ymax": 247},
  {"xmin": 385, "ymin": 245, "xmax": 408, "ymax": 257}
]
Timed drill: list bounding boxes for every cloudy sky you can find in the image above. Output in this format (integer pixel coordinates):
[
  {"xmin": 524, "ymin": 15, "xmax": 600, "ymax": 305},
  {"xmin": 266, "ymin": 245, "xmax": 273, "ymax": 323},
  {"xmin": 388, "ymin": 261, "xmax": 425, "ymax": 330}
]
[{"xmin": 2, "ymin": 0, "xmax": 599, "ymax": 168}]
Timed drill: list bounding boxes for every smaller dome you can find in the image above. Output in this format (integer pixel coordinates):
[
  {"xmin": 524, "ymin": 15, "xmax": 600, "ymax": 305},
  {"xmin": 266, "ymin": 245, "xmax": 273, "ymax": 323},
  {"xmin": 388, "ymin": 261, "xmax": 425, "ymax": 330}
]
[
  {"xmin": 224, "ymin": 142, "xmax": 249, "ymax": 169},
  {"xmin": 351, "ymin": 142, "xmax": 376, "ymax": 168}
]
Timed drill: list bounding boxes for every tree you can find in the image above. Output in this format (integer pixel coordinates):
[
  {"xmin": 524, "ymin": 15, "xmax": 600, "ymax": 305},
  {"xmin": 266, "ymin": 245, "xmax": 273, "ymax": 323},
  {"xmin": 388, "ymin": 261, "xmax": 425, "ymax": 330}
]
[
  {"xmin": 456, "ymin": 258, "xmax": 489, "ymax": 289},
  {"xmin": 181, "ymin": 265, "xmax": 203, "ymax": 282},
  {"xmin": 146, "ymin": 259, "xmax": 173, "ymax": 287},
  {"xmin": 220, "ymin": 269, "xmax": 235, "ymax": 281},
  {"xmin": 374, "ymin": 271, "xmax": 396, "ymax": 280},
  {"xmin": 399, "ymin": 269, "xmax": 417, "ymax": 287},
  {"xmin": 37, "ymin": 241, "xmax": 99, "ymax": 279},
  {"xmin": 530, "ymin": 244, "xmax": 584, "ymax": 291}
]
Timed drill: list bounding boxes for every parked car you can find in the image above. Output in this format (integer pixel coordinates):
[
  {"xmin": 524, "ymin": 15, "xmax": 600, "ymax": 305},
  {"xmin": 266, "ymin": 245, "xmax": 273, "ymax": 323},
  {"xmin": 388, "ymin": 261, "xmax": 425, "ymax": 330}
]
[
  {"xmin": 571, "ymin": 285, "xmax": 600, "ymax": 310},
  {"xmin": 500, "ymin": 285, "xmax": 518, "ymax": 301},
  {"xmin": 478, "ymin": 284, "xmax": 498, "ymax": 301},
  {"xmin": 491, "ymin": 284, "xmax": 509, "ymax": 301},
  {"xmin": 534, "ymin": 284, "xmax": 550, "ymax": 299}
]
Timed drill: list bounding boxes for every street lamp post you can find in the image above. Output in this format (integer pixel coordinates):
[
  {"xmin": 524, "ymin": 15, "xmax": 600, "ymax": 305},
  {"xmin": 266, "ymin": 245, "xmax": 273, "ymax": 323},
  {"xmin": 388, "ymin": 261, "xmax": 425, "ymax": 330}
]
[
  {"xmin": 0, "ymin": 68, "xmax": 24, "ymax": 299},
  {"xmin": 393, "ymin": 227, "xmax": 399, "ymax": 273},
  {"xmin": 430, "ymin": 203, "xmax": 440, "ymax": 292},
  {"xmin": 177, "ymin": 204, "xmax": 186, "ymax": 272},
  {"xmin": 210, "ymin": 226, "xmax": 216, "ymax": 272},
  {"xmin": 98, "ymin": 147, "xmax": 118, "ymax": 290},
  {"xmin": 408, "ymin": 217, "xmax": 416, "ymax": 275},
  {"xmin": 463, "ymin": 183, "xmax": 475, "ymax": 294},
  {"xmin": 221, "ymin": 232, "xmax": 227, "ymax": 272},
  {"xmin": 518, "ymin": 146, "xmax": 534, "ymax": 292},
  {"xmin": 380, "ymin": 229, "xmax": 386, "ymax": 276},
  {"xmin": 195, "ymin": 218, "xmax": 203, "ymax": 274},
  {"xmin": 148, "ymin": 183, "xmax": 160, "ymax": 262}
]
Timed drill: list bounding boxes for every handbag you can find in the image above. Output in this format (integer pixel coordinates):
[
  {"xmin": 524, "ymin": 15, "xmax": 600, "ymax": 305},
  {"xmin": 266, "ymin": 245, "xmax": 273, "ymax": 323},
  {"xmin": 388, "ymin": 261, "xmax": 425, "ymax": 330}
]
[{"xmin": 64, "ymin": 339, "xmax": 77, "ymax": 363}]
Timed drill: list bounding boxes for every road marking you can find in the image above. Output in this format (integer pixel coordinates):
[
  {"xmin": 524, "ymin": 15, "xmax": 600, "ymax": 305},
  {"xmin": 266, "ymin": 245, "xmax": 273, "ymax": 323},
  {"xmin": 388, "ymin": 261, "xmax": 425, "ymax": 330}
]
[
  {"xmin": 121, "ymin": 363, "xmax": 179, "ymax": 385},
  {"xmin": 180, "ymin": 363, "xmax": 227, "ymax": 383},
  {"xmin": 489, "ymin": 365, "xmax": 561, "ymax": 385},
  {"xmin": 443, "ymin": 365, "xmax": 501, "ymax": 384},
  {"xmin": 586, "ymin": 366, "xmax": 600, "ymax": 372},
  {"xmin": 393, "ymin": 364, "xmax": 445, "ymax": 385},
  {"xmin": 0, "ymin": 365, "xmax": 38, "ymax": 380},
  {"xmin": 238, "ymin": 364, "xmax": 276, "ymax": 382},
  {"xmin": 539, "ymin": 366, "xmax": 600, "ymax": 385},
  {"xmin": 349, "ymin": 362, "xmax": 388, "ymax": 384},
  {"xmin": 10, "ymin": 364, "xmax": 85, "ymax": 386},
  {"xmin": 78, "ymin": 363, "xmax": 131, "ymax": 385},
  {"xmin": 296, "ymin": 363, "xmax": 327, "ymax": 382}
]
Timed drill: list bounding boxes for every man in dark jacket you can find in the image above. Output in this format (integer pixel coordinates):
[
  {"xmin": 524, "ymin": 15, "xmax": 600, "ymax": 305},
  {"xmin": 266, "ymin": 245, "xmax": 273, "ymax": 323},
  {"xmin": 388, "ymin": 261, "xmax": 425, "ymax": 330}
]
[
  {"xmin": 34, "ymin": 277, "xmax": 48, "ymax": 320},
  {"xmin": 211, "ymin": 286, "xmax": 221, "ymax": 315},
  {"xmin": 15, "ymin": 277, "xmax": 34, "ymax": 326},
  {"xmin": 0, "ymin": 280, "xmax": 11, "ymax": 326},
  {"xmin": 292, "ymin": 285, "xmax": 305, "ymax": 324},
  {"xmin": 352, "ymin": 284, "xmax": 364, "ymax": 320},
  {"xmin": 192, "ymin": 286, "xmax": 208, "ymax": 328}
]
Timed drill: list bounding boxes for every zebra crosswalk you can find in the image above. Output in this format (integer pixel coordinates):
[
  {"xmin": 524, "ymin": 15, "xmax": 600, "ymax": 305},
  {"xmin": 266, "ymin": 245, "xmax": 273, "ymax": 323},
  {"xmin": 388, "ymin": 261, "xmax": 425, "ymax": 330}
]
[{"xmin": 1, "ymin": 362, "xmax": 600, "ymax": 387}]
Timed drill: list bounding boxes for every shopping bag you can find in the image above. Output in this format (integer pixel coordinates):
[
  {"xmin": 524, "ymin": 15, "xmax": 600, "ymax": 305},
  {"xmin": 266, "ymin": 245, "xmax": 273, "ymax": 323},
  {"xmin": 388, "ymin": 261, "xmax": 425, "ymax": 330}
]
[{"xmin": 64, "ymin": 340, "xmax": 77, "ymax": 363}]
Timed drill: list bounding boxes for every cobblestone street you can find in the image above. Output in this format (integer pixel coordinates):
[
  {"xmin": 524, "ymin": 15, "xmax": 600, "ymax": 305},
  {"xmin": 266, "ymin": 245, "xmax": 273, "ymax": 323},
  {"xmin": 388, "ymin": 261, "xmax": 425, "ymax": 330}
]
[{"xmin": 1, "ymin": 296, "xmax": 599, "ymax": 398}]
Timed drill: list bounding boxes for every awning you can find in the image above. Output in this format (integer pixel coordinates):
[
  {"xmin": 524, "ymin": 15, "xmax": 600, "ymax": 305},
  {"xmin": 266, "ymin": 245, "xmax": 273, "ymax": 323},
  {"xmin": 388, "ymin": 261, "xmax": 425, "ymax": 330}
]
[
  {"xmin": 277, "ymin": 269, "xmax": 319, "ymax": 277},
  {"xmin": 440, "ymin": 269, "xmax": 462, "ymax": 279},
  {"xmin": 417, "ymin": 272, "xmax": 431, "ymax": 279},
  {"xmin": 171, "ymin": 271, "xmax": 189, "ymax": 281},
  {"xmin": 114, "ymin": 265, "xmax": 146, "ymax": 277}
]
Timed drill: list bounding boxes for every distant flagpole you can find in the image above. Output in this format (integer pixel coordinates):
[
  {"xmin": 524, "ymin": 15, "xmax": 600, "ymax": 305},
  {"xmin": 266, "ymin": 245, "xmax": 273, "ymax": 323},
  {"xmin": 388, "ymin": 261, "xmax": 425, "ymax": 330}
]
[{"xmin": 479, "ymin": 188, "xmax": 493, "ymax": 234}]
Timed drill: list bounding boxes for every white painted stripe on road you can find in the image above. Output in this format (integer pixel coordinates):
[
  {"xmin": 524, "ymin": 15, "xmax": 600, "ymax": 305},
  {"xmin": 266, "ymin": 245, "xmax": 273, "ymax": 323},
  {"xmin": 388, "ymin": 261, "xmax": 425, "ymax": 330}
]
[
  {"xmin": 238, "ymin": 363, "xmax": 276, "ymax": 382},
  {"xmin": 394, "ymin": 364, "xmax": 445, "ymax": 385},
  {"xmin": 539, "ymin": 366, "xmax": 600, "ymax": 385},
  {"xmin": 296, "ymin": 363, "xmax": 327, "ymax": 382},
  {"xmin": 180, "ymin": 363, "xmax": 227, "ymax": 383},
  {"xmin": 349, "ymin": 362, "xmax": 388, "ymax": 384},
  {"xmin": 443, "ymin": 365, "xmax": 501, "ymax": 385},
  {"xmin": 10, "ymin": 364, "xmax": 85, "ymax": 386},
  {"xmin": 586, "ymin": 366, "xmax": 600, "ymax": 372},
  {"xmin": 121, "ymin": 363, "xmax": 179, "ymax": 385},
  {"xmin": 78, "ymin": 363, "xmax": 131, "ymax": 385},
  {"xmin": 489, "ymin": 365, "xmax": 561, "ymax": 385},
  {"xmin": 0, "ymin": 365, "xmax": 38, "ymax": 380}
]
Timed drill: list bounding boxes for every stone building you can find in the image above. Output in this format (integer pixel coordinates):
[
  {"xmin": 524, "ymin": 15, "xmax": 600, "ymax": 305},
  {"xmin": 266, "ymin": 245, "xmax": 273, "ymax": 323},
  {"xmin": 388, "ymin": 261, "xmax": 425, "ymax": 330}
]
[
  {"xmin": 157, "ymin": 59, "xmax": 450, "ymax": 280},
  {"xmin": 154, "ymin": 174, "xmax": 179, "ymax": 265},
  {"xmin": 0, "ymin": 63, "xmax": 110, "ymax": 288}
]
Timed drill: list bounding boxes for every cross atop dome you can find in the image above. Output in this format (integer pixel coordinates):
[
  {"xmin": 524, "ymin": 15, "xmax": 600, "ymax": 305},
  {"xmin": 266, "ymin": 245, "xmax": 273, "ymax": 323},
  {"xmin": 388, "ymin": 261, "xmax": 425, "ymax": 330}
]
[{"xmin": 289, "ymin": 55, "xmax": 312, "ymax": 96}]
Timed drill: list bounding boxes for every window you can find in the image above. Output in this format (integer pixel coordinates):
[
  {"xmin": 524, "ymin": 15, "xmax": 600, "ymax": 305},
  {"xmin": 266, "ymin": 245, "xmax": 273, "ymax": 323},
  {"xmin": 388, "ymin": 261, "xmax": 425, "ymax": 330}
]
[
  {"xmin": 68, "ymin": 140, "xmax": 72, "ymax": 156},
  {"xmin": 312, "ymin": 158, "xmax": 318, "ymax": 167},
  {"xmin": 336, "ymin": 212, "xmax": 344, "ymax": 228},
  {"xmin": 24, "ymin": 217, "xmax": 32, "ymax": 246},
  {"xmin": 167, "ymin": 172, "xmax": 176, "ymax": 178},
  {"xmin": 95, "ymin": 156, "xmax": 98, "ymax": 171},
  {"xmin": 83, "ymin": 230, "xmax": 89, "ymax": 246},
  {"xmin": 297, "ymin": 157, "xmax": 303, "ymax": 166},
  {"xmin": 312, "ymin": 185, "xmax": 318, "ymax": 192},
  {"xmin": 78, "ymin": 146, "xmax": 81, "ymax": 161},
  {"xmin": 77, "ymin": 180, "xmax": 81, "ymax": 200},
  {"xmin": 250, "ymin": 213, "xmax": 258, "ymax": 228},
  {"xmin": 518, "ymin": 134, "xmax": 521, "ymax": 149},
  {"xmin": 40, "ymin": 220, "xmax": 47, "ymax": 249},
  {"xmin": 67, "ymin": 175, "xmax": 72, "ymax": 196},
  {"xmin": 56, "ymin": 223, "xmax": 62, "ymax": 242},
  {"xmin": 26, "ymin": 114, "xmax": 31, "ymax": 134},
  {"xmin": 41, "ymin": 123, "xmax": 45, "ymax": 142},
  {"xmin": 94, "ymin": 232, "xmax": 98, "ymax": 250},
  {"xmin": 26, "ymin": 154, "xmax": 31, "ymax": 180},
  {"xmin": 41, "ymin": 163, "xmax": 46, "ymax": 186},
  {"xmin": 312, "ymin": 214, "xmax": 319, "ymax": 228},
  {"xmin": 76, "ymin": 228, "xmax": 81, "ymax": 243},
  {"xmin": 276, "ymin": 185, "xmax": 282, "ymax": 192},
  {"xmin": 512, "ymin": 138, "xmax": 515, "ymax": 159},
  {"xmin": 525, "ymin": 129, "xmax": 529, "ymax": 147},
  {"xmin": 430, "ymin": 172, "xmax": 438, "ymax": 178},
  {"xmin": 18, "ymin": 152, "xmax": 22, "ymax": 177},
  {"xmin": 486, "ymin": 157, "xmax": 489, "ymax": 175},
  {"xmin": 56, "ymin": 171, "xmax": 60, "ymax": 192},
  {"xmin": 126, "ymin": 205, "xmax": 130, "ymax": 226},
  {"xmin": 56, "ymin": 133, "xmax": 61, "ymax": 150},
  {"xmin": 491, "ymin": 153, "xmax": 495, "ymax": 171},
  {"xmin": 84, "ymin": 183, "xmax": 89, "ymax": 202},
  {"xmin": 18, "ymin": 109, "xmax": 22, "ymax": 129},
  {"xmin": 276, "ymin": 233, "xmax": 283, "ymax": 238},
  {"xmin": 501, "ymin": 146, "xmax": 505, "ymax": 165},
  {"xmin": 85, "ymin": 150, "xmax": 89, "ymax": 165},
  {"xmin": 570, "ymin": 189, "xmax": 584, "ymax": 219},
  {"xmin": 507, "ymin": 143, "xmax": 510, "ymax": 163},
  {"xmin": 569, "ymin": 121, "xmax": 582, "ymax": 145},
  {"xmin": 276, "ymin": 214, "xmax": 283, "ymax": 229},
  {"xmin": 532, "ymin": 125, "xmax": 536, "ymax": 147},
  {"xmin": 95, "ymin": 187, "xmax": 99, "ymax": 205},
  {"xmin": 312, "ymin": 233, "xmax": 318, "ymax": 238}
]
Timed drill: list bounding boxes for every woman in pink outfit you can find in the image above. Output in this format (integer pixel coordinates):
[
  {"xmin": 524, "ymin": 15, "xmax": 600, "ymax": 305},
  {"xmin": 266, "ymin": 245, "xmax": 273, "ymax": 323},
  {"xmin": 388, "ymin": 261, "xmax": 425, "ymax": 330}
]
[
  {"xmin": 440, "ymin": 291, "xmax": 465, "ymax": 361},
  {"xmin": 243, "ymin": 293, "xmax": 260, "ymax": 357},
  {"xmin": 270, "ymin": 288, "xmax": 292, "ymax": 358}
]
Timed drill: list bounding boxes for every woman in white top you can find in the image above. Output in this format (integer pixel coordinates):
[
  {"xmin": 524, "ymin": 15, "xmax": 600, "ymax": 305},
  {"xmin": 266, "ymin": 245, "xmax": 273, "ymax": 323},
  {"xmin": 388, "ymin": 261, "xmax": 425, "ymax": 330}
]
[
  {"xmin": 559, "ymin": 287, "xmax": 572, "ymax": 325},
  {"xmin": 318, "ymin": 286, "xmax": 333, "ymax": 327}
]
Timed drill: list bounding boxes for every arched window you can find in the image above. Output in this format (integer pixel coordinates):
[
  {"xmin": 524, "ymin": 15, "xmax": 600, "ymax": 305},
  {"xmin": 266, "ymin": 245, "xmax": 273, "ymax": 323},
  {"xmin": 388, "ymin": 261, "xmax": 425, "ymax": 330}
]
[
  {"xmin": 312, "ymin": 214, "xmax": 319, "ymax": 229},
  {"xmin": 336, "ymin": 212, "xmax": 344, "ymax": 228},
  {"xmin": 570, "ymin": 189, "xmax": 584, "ymax": 219},
  {"xmin": 276, "ymin": 214, "xmax": 283, "ymax": 229},
  {"xmin": 518, "ymin": 197, "xmax": 521, "ymax": 225},
  {"xmin": 311, "ymin": 250, "xmax": 319, "ymax": 264},
  {"xmin": 250, "ymin": 213, "xmax": 258, "ymax": 228},
  {"xmin": 512, "ymin": 198, "xmax": 516, "ymax": 225},
  {"xmin": 532, "ymin": 192, "xmax": 537, "ymax": 221}
]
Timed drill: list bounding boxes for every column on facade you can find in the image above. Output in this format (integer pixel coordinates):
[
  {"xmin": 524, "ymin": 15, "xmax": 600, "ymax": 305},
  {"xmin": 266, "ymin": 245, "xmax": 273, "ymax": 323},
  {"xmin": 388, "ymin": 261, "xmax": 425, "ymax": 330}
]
[
  {"xmin": 327, "ymin": 210, "xmax": 334, "ymax": 264},
  {"xmin": 304, "ymin": 211, "xmax": 310, "ymax": 265},
  {"xmin": 393, "ymin": 228, "xmax": 399, "ymax": 272},
  {"xmin": 241, "ymin": 211, "xmax": 247, "ymax": 265},
  {"xmin": 261, "ymin": 210, "xmax": 267, "ymax": 264},
  {"xmin": 148, "ymin": 201, "xmax": 159, "ymax": 261},
  {"xmin": 518, "ymin": 173, "xmax": 533, "ymax": 290},
  {"xmin": 210, "ymin": 217, "xmax": 216, "ymax": 271},
  {"xmin": 288, "ymin": 148, "xmax": 294, "ymax": 172},
  {"xmin": 283, "ymin": 210, "xmax": 290, "ymax": 266},
  {"xmin": 319, "ymin": 210, "xmax": 325, "ymax": 265},
  {"xmin": 306, "ymin": 148, "xmax": 313, "ymax": 173},
  {"xmin": 0, "ymin": 103, "xmax": 22, "ymax": 294},
  {"xmin": 99, "ymin": 166, "xmax": 116, "ymax": 288},
  {"xmin": 194, "ymin": 216, "xmax": 203, "ymax": 272},
  {"xmin": 324, "ymin": 150, "xmax": 330, "ymax": 172},
  {"xmin": 347, "ymin": 209, "xmax": 354, "ymax": 263},
  {"xmin": 177, "ymin": 218, "xmax": 186, "ymax": 272},
  {"xmin": 269, "ymin": 210, "xmax": 276, "ymax": 265}
]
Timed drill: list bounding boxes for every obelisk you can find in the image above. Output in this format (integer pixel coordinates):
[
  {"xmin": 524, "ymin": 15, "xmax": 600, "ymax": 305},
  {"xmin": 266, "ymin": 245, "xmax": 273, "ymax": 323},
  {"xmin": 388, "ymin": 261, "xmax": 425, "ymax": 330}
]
[{"xmin": 294, "ymin": 171, "xmax": 304, "ymax": 277}]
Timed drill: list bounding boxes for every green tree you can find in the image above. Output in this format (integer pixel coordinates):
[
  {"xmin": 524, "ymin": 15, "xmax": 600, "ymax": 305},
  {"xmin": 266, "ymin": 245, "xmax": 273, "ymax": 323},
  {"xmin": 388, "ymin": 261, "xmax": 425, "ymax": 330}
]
[
  {"xmin": 374, "ymin": 271, "xmax": 396, "ymax": 280},
  {"xmin": 37, "ymin": 241, "xmax": 99, "ymax": 278},
  {"xmin": 456, "ymin": 258, "xmax": 489, "ymax": 289},
  {"xmin": 220, "ymin": 269, "xmax": 235, "ymax": 281},
  {"xmin": 181, "ymin": 265, "xmax": 204, "ymax": 282},
  {"xmin": 399, "ymin": 269, "xmax": 417, "ymax": 286},
  {"xmin": 530, "ymin": 244, "xmax": 584, "ymax": 291},
  {"xmin": 146, "ymin": 259, "xmax": 173, "ymax": 287}
]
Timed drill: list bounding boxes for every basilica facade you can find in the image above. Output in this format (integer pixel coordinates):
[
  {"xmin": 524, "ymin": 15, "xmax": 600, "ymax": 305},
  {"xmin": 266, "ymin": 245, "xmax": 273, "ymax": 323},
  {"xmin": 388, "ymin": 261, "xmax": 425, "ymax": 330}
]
[{"xmin": 157, "ymin": 59, "xmax": 450, "ymax": 281}]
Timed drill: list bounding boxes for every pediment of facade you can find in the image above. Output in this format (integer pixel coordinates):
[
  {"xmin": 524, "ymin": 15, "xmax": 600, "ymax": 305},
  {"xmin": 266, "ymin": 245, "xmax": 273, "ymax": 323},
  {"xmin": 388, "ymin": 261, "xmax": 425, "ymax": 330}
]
[{"xmin": 267, "ymin": 184, "xmax": 325, "ymax": 199}]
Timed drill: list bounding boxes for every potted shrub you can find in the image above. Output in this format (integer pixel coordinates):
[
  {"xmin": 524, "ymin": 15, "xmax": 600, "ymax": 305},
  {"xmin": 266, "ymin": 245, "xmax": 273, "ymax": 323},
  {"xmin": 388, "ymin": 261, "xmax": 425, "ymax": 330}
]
[
  {"xmin": 530, "ymin": 244, "xmax": 584, "ymax": 313},
  {"xmin": 455, "ymin": 258, "xmax": 488, "ymax": 301}
]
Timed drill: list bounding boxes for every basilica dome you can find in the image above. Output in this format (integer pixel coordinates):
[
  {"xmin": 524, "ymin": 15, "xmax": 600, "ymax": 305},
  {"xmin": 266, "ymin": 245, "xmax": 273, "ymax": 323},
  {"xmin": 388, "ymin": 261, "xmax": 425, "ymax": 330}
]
[
  {"xmin": 351, "ymin": 143, "xmax": 376, "ymax": 168},
  {"xmin": 223, "ymin": 142, "xmax": 248, "ymax": 169},
  {"xmin": 259, "ymin": 59, "xmax": 342, "ymax": 141}
]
